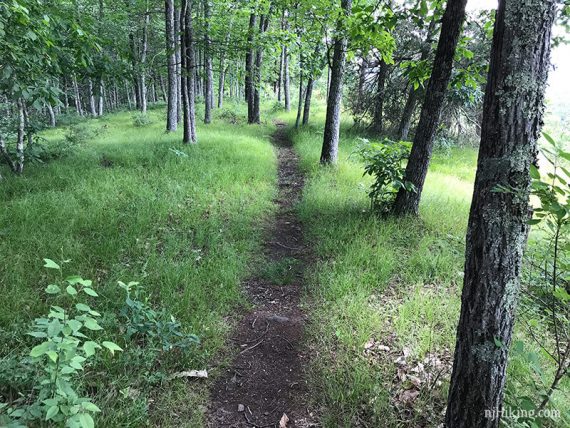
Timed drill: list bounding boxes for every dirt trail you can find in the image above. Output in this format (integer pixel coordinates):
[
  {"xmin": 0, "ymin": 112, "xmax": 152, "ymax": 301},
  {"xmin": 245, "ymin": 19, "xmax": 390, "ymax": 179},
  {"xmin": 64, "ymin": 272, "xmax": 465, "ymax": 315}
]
[{"xmin": 208, "ymin": 123, "xmax": 315, "ymax": 427}]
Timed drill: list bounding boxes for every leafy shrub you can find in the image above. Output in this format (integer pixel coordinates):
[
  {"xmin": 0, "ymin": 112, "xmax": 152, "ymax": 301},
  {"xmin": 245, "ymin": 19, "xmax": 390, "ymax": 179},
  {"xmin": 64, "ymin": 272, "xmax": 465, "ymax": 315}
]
[
  {"xmin": 65, "ymin": 123, "xmax": 96, "ymax": 146},
  {"xmin": 217, "ymin": 109, "xmax": 242, "ymax": 125},
  {"xmin": 0, "ymin": 259, "xmax": 121, "ymax": 428},
  {"xmin": 131, "ymin": 112, "xmax": 152, "ymax": 127},
  {"xmin": 118, "ymin": 281, "xmax": 199, "ymax": 353},
  {"xmin": 354, "ymin": 138, "xmax": 415, "ymax": 213}
]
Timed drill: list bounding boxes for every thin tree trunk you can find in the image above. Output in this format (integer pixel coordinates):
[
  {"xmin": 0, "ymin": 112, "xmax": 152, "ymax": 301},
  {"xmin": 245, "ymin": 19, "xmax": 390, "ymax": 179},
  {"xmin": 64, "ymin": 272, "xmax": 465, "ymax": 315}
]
[
  {"xmin": 397, "ymin": 19, "xmax": 436, "ymax": 141},
  {"xmin": 320, "ymin": 0, "xmax": 352, "ymax": 164},
  {"xmin": 98, "ymin": 79, "xmax": 104, "ymax": 116},
  {"xmin": 140, "ymin": 10, "xmax": 150, "ymax": 113},
  {"xmin": 165, "ymin": 0, "xmax": 178, "ymax": 131},
  {"xmin": 445, "ymin": 1, "xmax": 557, "ymax": 426},
  {"xmin": 182, "ymin": 0, "xmax": 197, "ymax": 143},
  {"xmin": 88, "ymin": 78, "xmax": 97, "ymax": 116},
  {"xmin": 252, "ymin": 14, "xmax": 269, "ymax": 124},
  {"xmin": 15, "ymin": 99, "xmax": 25, "ymax": 174},
  {"xmin": 295, "ymin": 61, "xmax": 304, "ymax": 129},
  {"xmin": 278, "ymin": 45, "xmax": 284, "ymax": 102},
  {"xmin": 371, "ymin": 59, "xmax": 388, "ymax": 134},
  {"xmin": 204, "ymin": 0, "xmax": 213, "ymax": 123},
  {"xmin": 72, "ymin": 75, "xmax": 83, "ymax": 116},
  {"xmin": 393, "ymin": 0, "xmax": 468, "ymax": 215},
  {"xmin": 175, "ymin": 6, "xmax": 182, "ymax": 123},
  {"xmin": 47, "ymin": 103, "xmax": 56, "ymax": 127},
  {"xmin": 302, "ymin": 78, "xmax": 314, "ymax": 125},
  {"xmin": 283, "ymin": 12, "xmax": 291, "ymax": 112},
  {"xmin": 246, "ymin": 13, "xmax": 257, "ymax": 123}
]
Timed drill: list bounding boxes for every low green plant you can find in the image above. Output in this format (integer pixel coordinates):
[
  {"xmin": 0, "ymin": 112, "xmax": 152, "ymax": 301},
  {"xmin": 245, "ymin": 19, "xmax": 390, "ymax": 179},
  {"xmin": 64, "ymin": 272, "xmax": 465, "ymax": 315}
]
[
  {"xmin": 118, "ymin": 281, "xmax": 199, "ymax": 352},
  {"xmin": 65, "ymin": 123, "xmax": 95, "ymax": 146},
  {"xmin": 354, "ymin": 138, "xmax": 415, "ymax": 213},
  {"xmin": 260, "ymin": 258, "xmax": 300, "ymax": 286},
  {"xmin": 0, "ymin": 259, "xmax": 122, "ymax": 428},
  {"xmin": 131, "ymin": 112, "xmax": 152, "ymax": 127}
]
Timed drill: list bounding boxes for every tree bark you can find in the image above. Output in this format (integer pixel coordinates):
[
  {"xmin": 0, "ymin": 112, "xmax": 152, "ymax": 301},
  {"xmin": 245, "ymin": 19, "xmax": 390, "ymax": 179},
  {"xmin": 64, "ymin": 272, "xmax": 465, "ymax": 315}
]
[
  {"xmin": 140, "ymin": 10, "xmax": 150, "ymax": 113},
  {"xmin": 283, "ymin": 13, "xmax": 291, "ymax": 112},
  {"xmin": 181, "ymin": 0, "xmax": 197, "ymax": 143},
  {"xmin": 445, "ymin": 1, "xmax": 557, "ymax": 426},
  {"xmin": 295, "ymin": 54, "xmax": 304, "ymax": 129},
  {"xmin": 371, "ymin": 59, "xmax": 388, "ymax": 134},
  {"xmin": 88, "ymin": 78, "xmax": 97, "ymax": 116},
  {"xmin": 302, "ymin": 78, "xmax": 314, "ymax": 126},
  {"xmin": 203, "ymin": 0, "xmax": 213, "ymax": 123},
  {"xmin": 165, "ymin": 0, "xmax": 178, "ymax": 131},
  {"xmin": 175, "ymin": 6, "xmax": 182, "ymax": 123},
  {"xmin": 246, "ymin": 13, "xmax": 257, "ymax": 122},
  {"xmin": 98, "ymin": 79, "xmax": 104, "ymax": 116},
  {"xmin": 393, "ymin": 0, "xmax": 468, "ymax": 215},
  {"xmin": 320, "ymin": 0, "xmax": 352, "ymax": 165},
  {"xmin": 72, "ymin": 74, "xmax": 83, "ymax": 116}
]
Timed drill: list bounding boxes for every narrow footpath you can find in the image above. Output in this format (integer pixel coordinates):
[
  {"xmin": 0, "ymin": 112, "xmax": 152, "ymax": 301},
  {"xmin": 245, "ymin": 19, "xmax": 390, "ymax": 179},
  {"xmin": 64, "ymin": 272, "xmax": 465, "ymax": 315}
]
[{"xmin": 208, "ymin": 123, "xmax": 315, "ymax": 427}]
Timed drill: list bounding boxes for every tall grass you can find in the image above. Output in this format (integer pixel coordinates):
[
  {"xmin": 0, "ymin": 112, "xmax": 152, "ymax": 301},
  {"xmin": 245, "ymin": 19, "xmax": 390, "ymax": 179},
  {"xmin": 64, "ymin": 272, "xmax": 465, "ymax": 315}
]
[{"xmin": 0, "ymin": 104, "xmax": 277, "ymax": 425}]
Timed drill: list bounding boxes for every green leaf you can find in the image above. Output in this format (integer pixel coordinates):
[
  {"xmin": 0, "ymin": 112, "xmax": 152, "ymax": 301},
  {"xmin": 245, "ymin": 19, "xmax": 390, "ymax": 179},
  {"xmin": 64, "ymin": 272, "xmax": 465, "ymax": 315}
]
[
  {"xmin": 45, "ymin": 405, "xmax": 59, "ymax": 420},
  {"xmin": 81, "ymin": 402, "xmax": 101, "ymax": 413},
  {"xmin": 66, "ymin": 285, "xmax": 78, "ymax": 296},
  {"xmin": 102, "ymin": 341, "xmax": 123, "ymax": 355},
  {"xmin": 530, "ymin": 164, "xmax": 540, "ymax": 180},
  {"xmin": 83, "ymin": 318, "xmax": 102, "ymax": 331},
  {"xmin": 76, "ymin": 303, "xmax": 91, "ymax": 312},
  {"xmin": 46, "ymin": 284, "xmax": 61, "ymax": 294},
  {"xmin": 542, "ymin": 132, "xmax": 555, "ymax": 146},
  {"xmin": 30, "ymin": 341, "xmax": 50, "ymax": 357},
  {"xmin": 493, "ymin": 337, "xmax": 504, "ymax": 348},
  {"xmin": 83, "ymin": 288, "xmax": 98, "ymax": 297},
  {"xmin": 43, "ymin": 259, "xmax": 60, "ymax": 270},
  {"xmin": 79, "ymin": 412, "xmax": 95, "ymax": 428},
  {"xmin": 83, "ymin": 341, "xmax": 100, "ymax": 357}
]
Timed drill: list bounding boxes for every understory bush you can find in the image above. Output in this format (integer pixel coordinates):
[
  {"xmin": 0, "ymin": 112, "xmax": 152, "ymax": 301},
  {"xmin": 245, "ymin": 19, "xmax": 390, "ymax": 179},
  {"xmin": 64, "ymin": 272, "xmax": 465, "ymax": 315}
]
[
  {"xmin": 354, "ymin": 138, "xmax": 415, "ymax": 213},
  {"xmin": 131, "ymin": 112, "xmax": 152, "ymax": 127}
]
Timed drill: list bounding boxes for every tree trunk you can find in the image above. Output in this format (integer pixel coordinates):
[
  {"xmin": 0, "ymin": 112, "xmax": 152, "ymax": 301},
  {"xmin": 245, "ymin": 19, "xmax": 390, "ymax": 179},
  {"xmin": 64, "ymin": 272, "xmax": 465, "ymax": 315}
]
[
  {"xmin": 283, "ymin": 13, "xmax": 291, "ymax": 112},
  {"xmin": 175, "ymin": 6, "xmax": 182, "ymax": 123},
  {"xmin": 47, "ymin": 103, "xmax": 56, "ymax": 127},
  {"xmin": 278, "ymin": 46, "xmax": 284, "ymax": 102},
  {"xmin": 140, "ymin": 10, "xmax": 150, "ymax": 113},
  {"xmin": 165, "ymin": 0, "xmax": 178, "ymax": 131},
  {"xmin": 320, "ymin": 0, "xmax": 352, "ymax": 165},
  {"xmin": 88, "ymin": 78, "xmax": 97, "ymax": 116},
  {"xmin": 15, "ymin": 99, "xmax": 25, "ymax": 174},
  {"xmin": 445, "ymin": 1, "xmax": 557, "ymax": 427},
  {"xmin": 246, "ymin": 13, "xmax": 257, "ymax": 122},
  {"xmin": 397, "ymin": 19, "xmax": 436, "ymax": 141},
  {"xmin": 182, "ymin": 0, "xmax": 197, "ymax": 143},
  {"xmin": 98, "ymin": 79, "xmax": 104, "ymax": 116},
  {"xmin": 203, "ymin": 0, "xmax": 213, "ymax": 123},
  {"xmin": 295, "ymin": 56, "xmax": 304, "ymax": 129},
  {"xmin": 302, "ymin": 78, "xmax": 314, "ymax": 125},
  {"xmin": 371, "ymin": 59, "xmax": 388, "ymax": 134},
  {"xmin": 72, "ymin": 75, "xmax": 83, "ymax": 116},
  {"xmin": 393, "ymin": 0, "xmax": 468, "ymax": 215}
]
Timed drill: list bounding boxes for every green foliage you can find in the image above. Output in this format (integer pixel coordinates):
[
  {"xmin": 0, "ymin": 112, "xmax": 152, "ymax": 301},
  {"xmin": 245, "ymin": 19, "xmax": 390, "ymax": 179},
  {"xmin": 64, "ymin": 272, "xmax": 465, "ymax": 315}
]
[
  {"xmin": 131, "ymin": 113, "xmax": 152, "ymax": 128},
  {"xmin": 1, "ymin": 259, "xmax": 121, "ymax": 428},
  {"xmin": 354, "ymin": 138, "xmax": 415, "ymax": 212},
  {"xmin": 118, "ymin": 281, "xmax": 199, "ymax": 352},
  {"xmin": 260, "ymin": 258, "xmax": 300, "ymax": 286},
  {"xmin": 64, "ymin": 123, "xmax": 97, "ymax": 146}
]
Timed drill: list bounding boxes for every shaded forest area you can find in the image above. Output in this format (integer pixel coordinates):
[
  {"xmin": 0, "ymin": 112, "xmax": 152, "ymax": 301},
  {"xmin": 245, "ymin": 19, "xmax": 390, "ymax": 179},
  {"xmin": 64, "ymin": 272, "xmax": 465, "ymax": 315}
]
[{"xmin": 1, "ymin": 0, "xmax": 570, "ymax": 427}]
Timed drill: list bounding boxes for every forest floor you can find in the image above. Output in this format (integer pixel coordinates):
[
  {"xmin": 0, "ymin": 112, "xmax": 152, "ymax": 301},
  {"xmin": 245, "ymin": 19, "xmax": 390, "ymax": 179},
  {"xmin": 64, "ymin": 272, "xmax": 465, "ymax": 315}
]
[{"xmin": 208, "ymin": 122, "xmax": 315, "ymax": 427}]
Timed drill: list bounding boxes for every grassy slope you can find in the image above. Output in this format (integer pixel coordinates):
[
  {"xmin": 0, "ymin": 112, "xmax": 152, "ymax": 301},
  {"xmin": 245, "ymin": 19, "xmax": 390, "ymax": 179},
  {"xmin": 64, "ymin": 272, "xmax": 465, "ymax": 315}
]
[
  {"xmin": 0, "ymin": 103, "xmax": 277, "ymax": 426},
  {"xmin": 287, "ymin": 105, "xmax": 569, "ymax": 426}
]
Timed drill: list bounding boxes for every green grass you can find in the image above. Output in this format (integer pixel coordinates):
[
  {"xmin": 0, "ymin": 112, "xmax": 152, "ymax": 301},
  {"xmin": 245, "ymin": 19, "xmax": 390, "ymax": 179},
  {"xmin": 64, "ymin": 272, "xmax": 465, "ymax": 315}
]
[
  {"xmin": 291, "ymin": 112, "xmax": 570, "ymax": 427},
  {"xmin": 0, "ymin": 102, "xmax": 277, "ymax": 426}
]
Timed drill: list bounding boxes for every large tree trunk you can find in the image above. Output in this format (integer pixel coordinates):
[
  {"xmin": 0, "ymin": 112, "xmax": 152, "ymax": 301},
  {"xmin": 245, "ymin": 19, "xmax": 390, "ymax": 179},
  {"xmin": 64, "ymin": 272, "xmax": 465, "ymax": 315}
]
[
  {"xmin": 393, "ymin": 0, "xmax": 468, "ymax": 215},
  {"xmin": 252, "ymin": 14, "xmax": 269, "ymax": 124},
  {"xmin": 371, "ymin": 59, "xmax": 388, "ymax": 134},
  {"xmin": 175, "ymin": 6, "xmax": 182, "ymax": 123},
  {"xmin": 397, "ymin": 20, "xmax": 436, "ymax": 141},
  {"xmin": 320, "ymin": 0, "xmax": 352, "ymax": 165},
  {"xmin": 445, "ymin": 2, "xmax": 557, "ymax": 426},
  {"xmin": 245, "ymin": 13, "xmax": 257, "ymax": 122},
  {"xmin": 302, "ymin": 78, "xmax": 314, "ymax": 126},
  {"xmin": 203, "ymin": 0, "xmax": 213, "ymax": 123},
  {"xmin": 181, "ymin": 0, "xmax": 197, "ymax": 143},
  {"xmin": 165, "ymin": 0, "xmax": 178, "ymax": 131},
  {"xmin": 47, "ymin": 103, "xmax": 56, "ymax": 127}
]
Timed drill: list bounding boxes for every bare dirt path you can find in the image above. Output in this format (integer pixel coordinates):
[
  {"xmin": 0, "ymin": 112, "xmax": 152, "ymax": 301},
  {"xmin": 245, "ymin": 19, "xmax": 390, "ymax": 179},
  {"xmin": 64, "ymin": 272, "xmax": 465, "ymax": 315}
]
[{"xmin": 208, "ymin": 123, "xmax": 315, "ymax": 428}]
